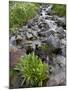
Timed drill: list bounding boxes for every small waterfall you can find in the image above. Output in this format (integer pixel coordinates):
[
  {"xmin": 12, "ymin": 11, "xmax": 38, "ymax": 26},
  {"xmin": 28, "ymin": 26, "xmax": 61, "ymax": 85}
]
[{"xmin": 41, "ymin": 5, "xmax": 53, "ymax": 17}]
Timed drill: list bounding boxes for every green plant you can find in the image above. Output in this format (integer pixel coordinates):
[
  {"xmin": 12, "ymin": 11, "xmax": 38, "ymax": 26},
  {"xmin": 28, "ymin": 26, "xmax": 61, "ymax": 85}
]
[
  {"xmin": 14, "ymin": 52, "xmax": 49, "ymax": 87},
  {"xmin": 52, "ymin": 4, "xmax": 66, "ymax": 16},
  {"xmin": 9, "ymin": 1, "xmax": 39, "ymax": 33}
]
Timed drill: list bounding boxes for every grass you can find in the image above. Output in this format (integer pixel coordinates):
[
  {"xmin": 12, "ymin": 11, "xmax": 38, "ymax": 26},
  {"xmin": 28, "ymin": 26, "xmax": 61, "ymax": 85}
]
[
  {"xmin": 14, "ymin": 52, "xmax": 49, "ymax": 87},
  {"xmin": 52, "ymin": 4, "xmax": 66, "ymax": 16},
  {"xmin": 9, "ymin": 1, "xmax": 39, "ymax": 33}
]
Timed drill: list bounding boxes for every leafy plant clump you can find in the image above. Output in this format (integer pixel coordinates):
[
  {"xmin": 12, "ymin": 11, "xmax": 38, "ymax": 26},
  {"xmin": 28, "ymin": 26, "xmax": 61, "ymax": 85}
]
[
  {"xmin": 52, "ymin": 4, "xmax": 66, "ymax": 16},
  {"xmin": 9, "ymin": 1, "xmax": 39, "ymax": 33},
  {"xmin": 14, "ymin": 52, "xmax": 49, "ymax": 87}
]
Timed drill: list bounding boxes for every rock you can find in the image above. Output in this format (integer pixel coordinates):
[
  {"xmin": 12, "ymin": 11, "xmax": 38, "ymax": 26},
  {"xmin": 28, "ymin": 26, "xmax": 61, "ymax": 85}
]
[
  {"xmin": 47, "ymin": 34, "xmax": 61, "ymax": 48},
  {"xmin": 19, "ymin": 28, "xmax": 23, "ymax": 32},
  {"xmin": 38, "ymin": 31, "xmax": 46, "ymax": 37},
  {"xmin": 27, "ymin": 29, "xmax": 32, "ymax": 33},
  {"xmin": 61, "ymin": 39, "xmax": 66, "ymax": 46},
  {"xmin": 10, "ymin": 36, "xmax": 16, "ymax": 46},
  {"xmin": 56, "ymin": 17, "xmax": 66, "ymax": 29},
  {"xmin": 16, "ymin": 35, "xmax": 22, "ymax": 40},
  {"xmin": 32, "ymin": 31, "xmax": 38, "ymax": 37},
  {"xmin": 45, "ymin": 20, "xmax": 57, "ymax": 30},
  {"xmin": 47, "ymin": 71, "xmax": 66, "ymax": 86},
  {"xmin": 27, "ymin": 22, "xmax": 32, "ymax": 28},
  {"xmin": 61, "ymin": 47, "xmax": 66, "ymax": 57},
  {"xmin": 45, "ymin": 5, "xmax": 53, "ymax": 14},
  {"xmin": 45, "ymin": 15, "xmax": 53, "ymax": 20},
  {"xmin": 9, "ymin": 46, "xmax": 26, "ymax": 67},
  {"xmin": 22, "ymin": 26, "xmax": 28, "ymax": 31},
  {"xmin": 38, "ymin": 22, "xmax": 49, "ymax": 30},
  {"xmin": 16, "ymin": 35, "xmax": 22, "ymax": 45},
  {"xmin": 32, "ymin": 40, "xmax": 41, "ymax": 49},
  {"xmin": 56, "ymin": 55, "xmax": 66, "ymax": 67},
  {"xmin": 55, "ymin": 27, "xmax": 64, "ymax": 33},
  {"xmin": 21, "ymin": 40, "xmax": 32, "ymax": 48},
  {"xmin": 38, "ymin": 30, "xmax": 55, "ymax": 37},
  {"xmin": 26, "ymin": 32, "xmax": 33, "ymax": 39}
]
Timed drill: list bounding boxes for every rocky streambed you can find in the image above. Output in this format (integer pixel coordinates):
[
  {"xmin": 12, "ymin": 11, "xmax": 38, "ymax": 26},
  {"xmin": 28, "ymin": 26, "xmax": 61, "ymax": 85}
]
[{"xmin": 9, "ymin": 4, "xmax": 66, "ymax": 88}]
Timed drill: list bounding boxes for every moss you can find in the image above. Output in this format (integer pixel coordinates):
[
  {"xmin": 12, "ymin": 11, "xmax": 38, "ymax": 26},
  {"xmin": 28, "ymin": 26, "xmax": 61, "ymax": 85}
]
[{"xmin": 52, "ymin": 4, "xmax": 66, "ymax": 16}]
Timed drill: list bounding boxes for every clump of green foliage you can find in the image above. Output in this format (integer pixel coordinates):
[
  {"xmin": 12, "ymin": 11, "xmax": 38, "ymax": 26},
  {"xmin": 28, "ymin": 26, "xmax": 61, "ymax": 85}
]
[
  {"xmin": 14, "ymin": 52, "xmax": 49, "ymax": 87},
  {"xmin": 52, "ymin": 4, "xmax": 66, "ymax": 16},
  {"xmin": 9, "ymin": 1, "xmax": 39, "ymax": 33}
]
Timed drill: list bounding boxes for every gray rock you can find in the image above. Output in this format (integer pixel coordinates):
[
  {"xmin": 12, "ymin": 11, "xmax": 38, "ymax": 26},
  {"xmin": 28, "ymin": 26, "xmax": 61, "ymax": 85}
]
[
  {"xmin": 58, "ymin": 17, "xmax": 66, "ymax": 25},
  {"xmin": 61, "ymin": 39, "xmax": 66, "ymax": 46},
  {"xmin": 10, "ymin": 36, "xmax": 16, "ymax": 45},
  {"xmin": 26, "ymin": 32, "xmax": 33, "ymax": 39},
  {"xmin": 27, "ymin": 29, "xmax": 32, "ymax": 33},
  {"xmin": 45, "ymin": 20, "xmax": 57, "ymax": 30},
  {"xmin": 57, "ymin": 33, "xmax": 65, "ymax": 39},
  {"xmin": 47, "ymin": 34, "xmax": 61, "ymax": 48},
  {"xmin": 32, "ymin": 31, "xmax": 38, "ymax": 37},
  {"xmin": 16, "ymin": 35, "xmax": 22, "ymax": 40},
  {"xmin": 38, "ymin": 30, "xmax": 55, "ymax": 37},
  {"xmin": 47, "ymin": 71, "xmax": 66, "ymax": 86},
  {"xmin": 32, "ymin": 40, "xmax": 41, "ymax": 49},
  {"xmin": 61, "ymin": 47, "xmax": 66, "ymax": 56},
  {"xmin": 56, "ymin": 27, "xmax": 64, "ymax": 33},
  {"xmin": 56, "ymin": 55, "xmax": 66, "ymax": 67}
]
